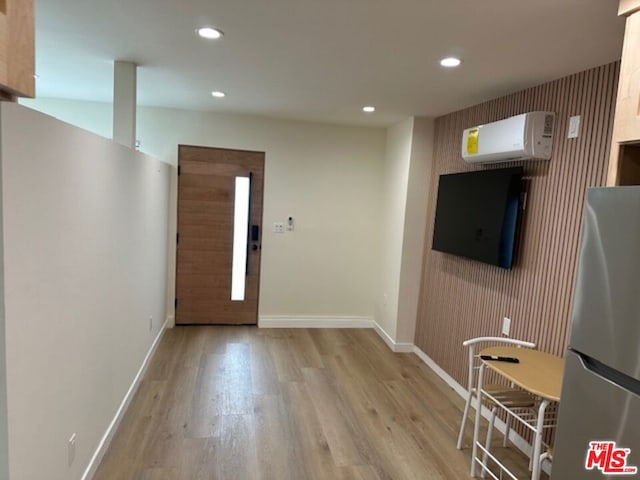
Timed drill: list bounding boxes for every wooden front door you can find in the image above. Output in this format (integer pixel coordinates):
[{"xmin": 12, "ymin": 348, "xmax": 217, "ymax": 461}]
[{"xmin": 176, "ymin": 146, "xmax": 264, "ymax": 325}]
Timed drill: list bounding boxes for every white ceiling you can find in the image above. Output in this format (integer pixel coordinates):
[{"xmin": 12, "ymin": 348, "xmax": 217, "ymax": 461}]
[{"xmin": 35, "ymin": 0, "xmax": 625, "ymax": 127}]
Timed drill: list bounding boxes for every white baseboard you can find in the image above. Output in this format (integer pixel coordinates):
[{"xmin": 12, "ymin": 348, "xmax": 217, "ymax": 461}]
[
  {"xmin": 81, "ymin": 318, "xmax": 168, "ymax": 480},
  {"xmin": 372, "ymin": 322, "xmax": 414, "ymax": 353},
  {"xmin": 258, "ymin": 316, "xmax": 374, "ymax": 329},
  {"xmin": 412, "ymin": 345, "xmax": 533, "ymax": 460},
  {"xmin": 258, "ymin": 316, "xmax": 415, "ymax": 353},
  {"xmin": 166, "ymin": 313, "xmax": 175, "ymax": 328}
]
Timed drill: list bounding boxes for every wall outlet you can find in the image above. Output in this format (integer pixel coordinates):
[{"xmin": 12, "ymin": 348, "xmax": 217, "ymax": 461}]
[
  {"xmin": 149, "ymin": 316, "xmax": 153, "ymax": 331},
  {"xmin": 502, "ymin": 317, "xmax": 511, "ymax": 336},
  {"xmin": 68, "ymin": 433, "xmax": 76, "ymax": 466},
  {"xmin": 273, "ymin": 222, "xmax": 285, "ymax": 233},
  {"xmin": 383, "ymin": 293, "xmax": 388, "ymax": 306}
]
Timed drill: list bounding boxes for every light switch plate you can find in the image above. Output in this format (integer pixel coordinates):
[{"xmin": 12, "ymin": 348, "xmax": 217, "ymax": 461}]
[
  {"xmin": 502, "ymin": 317, "xmax": 511, "ymax": 336},
  {"xmin": 568, "ymin": 115, "xmax": 581, "ymax": 139},
  {"xmin": 273, "ymin": 222, "xmax": 285, "ymax": 233}
]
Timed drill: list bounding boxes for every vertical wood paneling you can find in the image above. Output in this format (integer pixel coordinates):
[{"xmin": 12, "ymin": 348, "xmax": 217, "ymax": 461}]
[{"xmin": 415, "ymin": 63, "xmax": 620, "ymax": 388}]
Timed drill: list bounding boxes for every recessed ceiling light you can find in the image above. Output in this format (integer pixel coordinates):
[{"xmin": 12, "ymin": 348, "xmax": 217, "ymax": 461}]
[
  {"xmin": 211, "ymin": 91, "xmax": 226, "ymax": 98},
  {"xmin": 198, "ymin": 27, "xmax": 223, "ymax": 39},
  {"xmin": 440, "ymin": 57, "xmax": 461, "ymax": 68},
  {"xmin": 362, "ymin": 106, "xmax": 375, "ymax": 113}
]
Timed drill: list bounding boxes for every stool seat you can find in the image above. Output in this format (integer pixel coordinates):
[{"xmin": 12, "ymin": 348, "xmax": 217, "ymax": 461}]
[{"xmin": 480, "ymin": 384, "xmax": 535, "ymax": 408}]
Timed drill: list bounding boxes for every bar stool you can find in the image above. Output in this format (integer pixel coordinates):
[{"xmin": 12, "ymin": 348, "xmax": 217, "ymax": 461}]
[{"xmin": 457, "ymin": 337, "xmax": 536, "ymax": 475}]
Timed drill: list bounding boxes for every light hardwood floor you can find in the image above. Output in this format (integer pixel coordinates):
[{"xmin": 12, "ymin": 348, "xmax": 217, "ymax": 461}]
[{"xmin": 94, "ymin": 327, "xmax": 540, "ymax": 479}]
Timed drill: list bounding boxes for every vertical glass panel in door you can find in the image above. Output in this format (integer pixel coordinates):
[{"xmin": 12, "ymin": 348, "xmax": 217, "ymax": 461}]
[{"xmin": 231, "ymin": 176, "xmax": 250, "ymax": 301}]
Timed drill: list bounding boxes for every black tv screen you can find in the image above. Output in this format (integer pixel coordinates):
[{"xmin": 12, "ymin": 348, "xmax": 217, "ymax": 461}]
[{"xmin": 432, "ymin": 167, "xmax": 523, "ymax": 269}]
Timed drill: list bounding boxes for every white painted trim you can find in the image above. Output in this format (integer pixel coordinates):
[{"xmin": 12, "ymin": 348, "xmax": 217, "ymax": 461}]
[
  {"xmin": 394, "ymin": 343, "xmax": 417, "ymax": 353},
  {"xmin": 372, "ymin": 322, "xmax": 414, "ymax": 353},
  {"xmin": 166, "ymin": 313, "xmax": 175, "ymax": 328},
  {"xmin": 258, "ymin": 316, "xmax": 374, "ymax": 329},
  {"xmin": 81, "ymin": 318, "xmax": 169, "ymax": 480},
  {"xmin": 412, "ymin": 345, "xmax": 534, "ymax": 459},
  {"xmin": 258, "ymin": 317, "xmax": 415, "ymax": 353}
]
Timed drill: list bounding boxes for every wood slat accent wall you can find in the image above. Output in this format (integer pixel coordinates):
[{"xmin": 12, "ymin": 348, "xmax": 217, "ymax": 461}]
[{"xmin": 414, "ymin": 62, "xmax": 620, "ymax": 386}]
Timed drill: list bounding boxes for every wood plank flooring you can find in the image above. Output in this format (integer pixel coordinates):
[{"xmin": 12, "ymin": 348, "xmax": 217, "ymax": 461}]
[{"xmin": 94, "ymin": 327, "xmax": 541, "ymax": 480}]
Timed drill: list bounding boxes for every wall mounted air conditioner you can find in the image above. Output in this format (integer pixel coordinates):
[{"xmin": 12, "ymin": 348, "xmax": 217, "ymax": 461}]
[{"xmin": 461, "ymin": 111, "xmax": 555, "ymax": 164}]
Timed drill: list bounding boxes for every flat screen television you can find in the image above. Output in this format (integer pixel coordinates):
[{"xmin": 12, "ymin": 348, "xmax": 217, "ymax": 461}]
[{"xmin": 432, "ymin": 166, "xmax": 524, "ymax": 269}]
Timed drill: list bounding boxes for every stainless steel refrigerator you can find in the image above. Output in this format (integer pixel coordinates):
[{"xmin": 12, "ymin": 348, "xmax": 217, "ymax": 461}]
[{"xmin": 552, "ymin": 186, "xmax": 640, "ymax": 479}]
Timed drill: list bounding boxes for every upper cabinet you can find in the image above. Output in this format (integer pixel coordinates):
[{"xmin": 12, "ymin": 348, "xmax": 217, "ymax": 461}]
[
  {"xmin": 0, "ymin": 0, "xmax": 34, "ymax": 99},
  {"xmin": 608, "ymin": 0, "xmax": 640, "ymax": 185}
]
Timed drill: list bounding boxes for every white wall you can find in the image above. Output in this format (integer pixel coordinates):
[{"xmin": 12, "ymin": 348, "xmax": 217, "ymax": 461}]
[
  {"xmin": 19, "ymin": 98, "xmax": 435, "ymax": 343},
  {"xmin": 396, "ymin": 117, "xmax": 434, "ymax": 343},
  {"xmin": 0, "ymin": 103, "xmax": 171, "ymax": 480},
  {"xmin": 0, "ymin": 178, "xmax": 7, "ymax": 480},
  {"xmin": 138, "ymin": 108, "xmax": 385, "ymax": 320},
  {"xmin": 374, "ymin": 117, "xmax": 435, "ymax": 346},
  {"xmin": 20, "ymin": 97, "xmax": 113, "ymax": 139},
  {"xmin": 21, "ymin": 98, "xmax": 386, "ymax": 322},
  {"xmin": 376, "ymin": 118, "xmax": 414, "ymax": 340}
]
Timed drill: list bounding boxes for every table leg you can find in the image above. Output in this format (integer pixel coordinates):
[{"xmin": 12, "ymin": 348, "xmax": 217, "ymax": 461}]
[
  {"xmin": 470, "ymin": 363, "xmax": 486, "ymax": 477},
  {"xmin": 531, "ymin": 399, "xmax": 549, "ymax": 480}
]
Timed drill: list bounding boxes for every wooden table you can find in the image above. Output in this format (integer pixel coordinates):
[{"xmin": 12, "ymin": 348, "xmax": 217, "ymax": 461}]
[{"xmin": 471, "ymin": 346, "xmax": 564, "ymax": 479}]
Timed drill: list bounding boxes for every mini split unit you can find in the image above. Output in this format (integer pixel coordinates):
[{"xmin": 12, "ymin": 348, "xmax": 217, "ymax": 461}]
[{"xmin": 461, "ymin": 111, "xmax": 555, "ymax": 164}]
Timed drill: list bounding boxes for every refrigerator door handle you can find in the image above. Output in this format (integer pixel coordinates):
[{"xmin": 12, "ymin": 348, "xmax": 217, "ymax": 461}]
[{"xmin": 577, "ymin": 351, "xmax": 640, "ymax": 397}]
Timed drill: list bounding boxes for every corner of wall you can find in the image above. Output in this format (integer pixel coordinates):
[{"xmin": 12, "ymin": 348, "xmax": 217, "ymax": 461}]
[
  {"xmin": 395, "ymin": 117, "xmax": 435, "ymax": 344},
  {"xmin": 375, "ymin": 118, "xmax": 415, "ymax": 343},
  {"xmin": 372, "ymin": 321, "xmax": 414, "ymax": 353},
  {"xmin": 0, "ymin": 105, "xmax": 9, "ymax": 480},
  {"xmin": 165, "ymin": 165, "xmax": 178, "ymax": 328}
]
